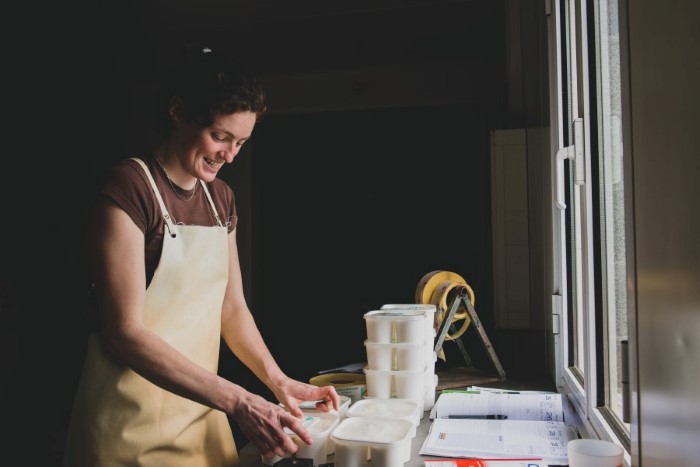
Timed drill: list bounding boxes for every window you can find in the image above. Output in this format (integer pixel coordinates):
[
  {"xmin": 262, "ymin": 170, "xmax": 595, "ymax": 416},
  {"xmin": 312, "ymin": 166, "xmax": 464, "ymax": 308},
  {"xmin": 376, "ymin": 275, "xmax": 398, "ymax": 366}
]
[
  {"xmin": 591, "ymin": 0, "xmax": 630, "ymax": 437},
  {"xmin": 550, "ymin": 0, "xmax": 630, "ymax": 456}
]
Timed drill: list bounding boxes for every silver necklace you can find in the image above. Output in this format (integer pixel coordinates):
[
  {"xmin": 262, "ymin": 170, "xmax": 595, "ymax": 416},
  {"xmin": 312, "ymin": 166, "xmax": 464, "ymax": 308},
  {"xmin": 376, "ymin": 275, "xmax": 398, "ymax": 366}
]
[{"xmin": 155, "ymin": 156, "xmax": 199, "ymax": 202}]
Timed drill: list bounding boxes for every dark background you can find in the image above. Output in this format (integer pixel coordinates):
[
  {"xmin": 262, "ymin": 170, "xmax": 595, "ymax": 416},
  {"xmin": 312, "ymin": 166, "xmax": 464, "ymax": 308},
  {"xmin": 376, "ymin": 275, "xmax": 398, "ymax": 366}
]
[{"xmin": 1, "ymin": 0, "xmax": 548, "ymax": 463}]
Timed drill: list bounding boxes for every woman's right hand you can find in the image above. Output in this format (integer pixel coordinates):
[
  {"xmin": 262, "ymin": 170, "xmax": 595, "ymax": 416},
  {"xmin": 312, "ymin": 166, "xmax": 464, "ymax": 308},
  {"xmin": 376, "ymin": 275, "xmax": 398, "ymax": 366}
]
[{"xmin": 230, "ymin": 391, "xmax": 313, "ymax": 460}]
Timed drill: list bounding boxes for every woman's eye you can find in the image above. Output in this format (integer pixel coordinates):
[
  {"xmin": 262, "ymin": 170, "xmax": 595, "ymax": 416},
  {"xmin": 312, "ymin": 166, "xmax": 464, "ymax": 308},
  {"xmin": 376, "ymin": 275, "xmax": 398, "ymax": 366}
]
[{"xmin": 212, "ymin": 133, "xmax": 228, "ymax": 142}]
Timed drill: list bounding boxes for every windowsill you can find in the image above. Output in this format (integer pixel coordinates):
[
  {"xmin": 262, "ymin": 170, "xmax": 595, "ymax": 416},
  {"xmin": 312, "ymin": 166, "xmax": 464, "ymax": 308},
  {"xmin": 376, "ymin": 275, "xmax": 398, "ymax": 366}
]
[{"xmin": 559, "ymin": 377, "xmax": 632, "ymax": 467}]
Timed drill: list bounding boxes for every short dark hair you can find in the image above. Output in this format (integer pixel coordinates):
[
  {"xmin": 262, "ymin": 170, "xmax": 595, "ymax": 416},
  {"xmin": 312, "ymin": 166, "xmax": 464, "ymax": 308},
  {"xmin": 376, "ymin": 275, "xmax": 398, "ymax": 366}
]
[{"xmin": 156, "ymin": 45, "xmax": 266, "ymax": 138}]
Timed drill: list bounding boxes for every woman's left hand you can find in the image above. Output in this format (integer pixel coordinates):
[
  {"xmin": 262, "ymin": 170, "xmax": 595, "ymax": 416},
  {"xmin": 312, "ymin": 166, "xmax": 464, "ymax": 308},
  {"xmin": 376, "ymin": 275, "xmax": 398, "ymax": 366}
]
[{"xmin": 273, "ymin": 377, "xmax": 340, "ymax": 419}]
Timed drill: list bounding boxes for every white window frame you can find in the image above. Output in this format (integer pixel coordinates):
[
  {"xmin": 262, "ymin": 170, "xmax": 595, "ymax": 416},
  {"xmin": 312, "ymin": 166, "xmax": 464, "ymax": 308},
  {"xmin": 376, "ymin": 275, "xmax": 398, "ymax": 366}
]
[{"xmin": 549, "ymin": 0, "xmax": 631, "ymax": 463}]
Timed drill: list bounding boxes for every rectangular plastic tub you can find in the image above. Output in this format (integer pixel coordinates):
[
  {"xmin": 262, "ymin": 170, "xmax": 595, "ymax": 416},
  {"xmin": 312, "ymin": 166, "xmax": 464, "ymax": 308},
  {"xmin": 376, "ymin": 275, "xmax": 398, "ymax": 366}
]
[
  {"xmin": 380, "ymin": 303, "xmax": 436, "ymax": 341},
  {"xmin": 294, "ymin": 394, "xmax": 352, "ymax": 419},
  {"xmin": 363, "ymin": 366, "xmax": 425, "ymax": 400},
  {"xmin": 364, "ymin": 309, "xmax": 426, "ymax": 344},
  {"xmin": 278, "ymin": 396, "xmax": 352, "ymax": 455},
  {"xmin": 346, "ymin": 398, "xmax": 421, "ymax": 437},
  {"xmin": 261, "ymin": 412, "xmax": 339, "ymax": 466},
  {"xmin": 364, "ymin": 340, "xmax": 426, "ymax": 371},
  {"xmin": 330, "ymin": 416, "xmax": 415, "ymax": 467}
]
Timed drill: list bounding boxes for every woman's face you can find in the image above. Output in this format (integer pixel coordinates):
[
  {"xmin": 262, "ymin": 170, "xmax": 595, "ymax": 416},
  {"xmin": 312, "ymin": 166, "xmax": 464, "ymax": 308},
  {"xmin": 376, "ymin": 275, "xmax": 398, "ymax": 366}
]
[{"xmin": 176, "ymin": 110, "xmax": 257, "ymax": 182}]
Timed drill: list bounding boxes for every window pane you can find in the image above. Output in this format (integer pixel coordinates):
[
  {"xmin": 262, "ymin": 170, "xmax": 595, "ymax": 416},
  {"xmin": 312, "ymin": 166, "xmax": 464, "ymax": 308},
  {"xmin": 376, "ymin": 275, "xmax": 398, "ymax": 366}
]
[
  {"xmin": 595, "ymin": 0, "xmax": 629, "ymax": 428},
  {"xmin": 563, "ymin": 0, "xmax": 585, "ymax": 380}
]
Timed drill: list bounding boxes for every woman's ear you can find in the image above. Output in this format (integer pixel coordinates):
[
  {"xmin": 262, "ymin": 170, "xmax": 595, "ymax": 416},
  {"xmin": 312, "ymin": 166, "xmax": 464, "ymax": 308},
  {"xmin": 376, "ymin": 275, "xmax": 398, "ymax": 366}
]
[{"xmin": 168, "ymin": 96, "xmax": 185, "ymax": 123}]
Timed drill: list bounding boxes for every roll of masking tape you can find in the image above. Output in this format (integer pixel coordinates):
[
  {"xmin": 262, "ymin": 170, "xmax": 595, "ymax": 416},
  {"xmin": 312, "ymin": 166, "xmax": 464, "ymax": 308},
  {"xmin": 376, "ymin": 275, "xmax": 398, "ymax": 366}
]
[
  {"xmin": 309, "ymin": 373, "xmax": 366, "ymax": 403},
  {"xmin": 415, "ymin": 270, "xmax": 475, "ymax": 311},
  {"xmin": 429, "ymin": 279, "xmax": 471, "ymax": 341},
  {"xmin": 415, "ymin": 270, "xmax": 476, "ymax": 362},
  {"xmin": 415, "ymin": 270, "xmax": 475, "ymax": 328}
]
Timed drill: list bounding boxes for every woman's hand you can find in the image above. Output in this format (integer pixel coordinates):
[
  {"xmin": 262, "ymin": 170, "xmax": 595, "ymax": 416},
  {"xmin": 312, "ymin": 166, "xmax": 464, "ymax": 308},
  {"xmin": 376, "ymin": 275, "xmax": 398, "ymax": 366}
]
[
  {"xmin": 272, "ymin": 377, "xmax": 340, "ymax": 419},
  {"xmin": 229, "ymin": 390, "xmax": 312, "ymax": 460}
]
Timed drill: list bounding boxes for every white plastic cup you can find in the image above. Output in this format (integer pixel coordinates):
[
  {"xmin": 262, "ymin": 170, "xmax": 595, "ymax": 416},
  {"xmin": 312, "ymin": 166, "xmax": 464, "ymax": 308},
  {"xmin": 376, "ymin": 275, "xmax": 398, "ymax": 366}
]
[{"xmin": 567, "ymin": 439, "xmax": 624, "ymax": 467}]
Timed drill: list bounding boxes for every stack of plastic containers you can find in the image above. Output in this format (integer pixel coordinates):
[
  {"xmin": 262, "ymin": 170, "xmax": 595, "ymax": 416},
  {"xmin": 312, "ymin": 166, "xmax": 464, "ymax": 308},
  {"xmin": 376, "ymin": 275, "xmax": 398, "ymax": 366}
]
[
  {"xmin": 380, "ymin": 303, "xmax": 439, "ymax": 411},
  {"xmin": 363, "ymin": 303, "xmax": 439, "ymax": 413}
]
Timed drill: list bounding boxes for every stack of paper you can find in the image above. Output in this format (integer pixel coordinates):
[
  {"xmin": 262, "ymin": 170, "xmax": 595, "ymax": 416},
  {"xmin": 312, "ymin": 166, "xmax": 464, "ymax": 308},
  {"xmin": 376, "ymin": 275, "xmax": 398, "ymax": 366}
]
[{"xmin": 420, "ymin": 391, "xmax": 569, "ymax": 465}]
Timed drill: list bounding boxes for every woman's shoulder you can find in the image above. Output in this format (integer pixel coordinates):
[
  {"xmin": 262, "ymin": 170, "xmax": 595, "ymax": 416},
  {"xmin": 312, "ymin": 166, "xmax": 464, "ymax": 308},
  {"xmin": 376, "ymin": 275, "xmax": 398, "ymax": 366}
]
[
  {"xmin": 100, "ymin": 157, "xmax": 150, "ymax": 186},
  {"xmin": 98, "ymin": 157, "xmax": 160, "ymax": 234},
  {"xmin": 108, "ymin": 157, "xmax": 153, "ymax": 180}
]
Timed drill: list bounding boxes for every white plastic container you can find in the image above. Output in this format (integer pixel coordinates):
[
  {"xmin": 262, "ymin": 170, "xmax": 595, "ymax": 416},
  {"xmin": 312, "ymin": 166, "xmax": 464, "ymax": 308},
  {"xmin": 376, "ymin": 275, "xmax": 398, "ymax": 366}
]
[
  {"xmin": 380, "ymin": 303, "xmax": 437, "ymax": 339},
  {"xmin": 363, "ymin": 367, "xmax": 425, "ymax": 400},
  {"xmin": 380, "ymin": 303, "xmax": 436, "ymax": 312},
  {"xmin": 364, "ymin": 310, "xmax": 426, "ymax": 344},
  {"xmin": 278, "ymin": 395, "xmax": 351, "ymax": 455},
  {"xmin": 424, "ymin": 351, "xmax": 437, "ymax": 384},
  {"xmin": 346, "ymin": 398, "xmax": 421, "ymax": 437},
  {"xmin": 331, "ymin": 416, "xmax": 414, "ymax": 467},
  {"xmin": 423, "ymin": 373, "xmax": 439, "ymax": 411},
  {"xmin": 293, "ymin": 395, "xmax": 352, "ymax": 419},
  {"xmin": 260, "ymin": 412, "xmax": 339, "ymax": 466},
  {"xmin": 364, "ymin": 340, "xmax": 426, "ymax": 371}
]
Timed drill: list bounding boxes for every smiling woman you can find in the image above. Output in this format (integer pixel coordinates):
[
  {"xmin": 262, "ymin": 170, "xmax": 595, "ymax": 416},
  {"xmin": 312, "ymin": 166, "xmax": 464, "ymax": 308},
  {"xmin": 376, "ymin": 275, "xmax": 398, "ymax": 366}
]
[{"xmin": 61, "ymin": 45, "xmax": 339, "ymax": 467}]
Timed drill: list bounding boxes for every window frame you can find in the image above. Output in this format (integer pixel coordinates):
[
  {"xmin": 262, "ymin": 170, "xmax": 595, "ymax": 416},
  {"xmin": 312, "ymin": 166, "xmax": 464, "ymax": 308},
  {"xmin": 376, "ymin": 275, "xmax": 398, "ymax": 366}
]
[{"xmin": 549, "ymin": 0, "xmax": 631, "ymax": 461}]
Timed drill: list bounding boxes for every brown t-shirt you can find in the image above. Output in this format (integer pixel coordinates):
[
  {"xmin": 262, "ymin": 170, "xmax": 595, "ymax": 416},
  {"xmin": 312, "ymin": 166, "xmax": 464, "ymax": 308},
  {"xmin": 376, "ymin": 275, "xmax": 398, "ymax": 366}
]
[{"xmin": 100, "ymin": 156, "xmax": 238, "ymax": 286}]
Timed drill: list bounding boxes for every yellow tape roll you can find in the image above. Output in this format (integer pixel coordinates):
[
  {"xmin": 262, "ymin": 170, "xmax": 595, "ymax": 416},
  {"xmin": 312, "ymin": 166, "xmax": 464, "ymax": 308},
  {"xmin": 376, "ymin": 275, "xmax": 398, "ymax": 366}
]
[
  {"xmin": 415, "ymin": 270, "xmax": 473, "ymax": 306},
  {"xmin": 430, "ymin": 279, "xmax": 471, "ymax": 341},
  {"xmin": 415, "ymin": 270, "xmax": 475, "ymax": 333}
]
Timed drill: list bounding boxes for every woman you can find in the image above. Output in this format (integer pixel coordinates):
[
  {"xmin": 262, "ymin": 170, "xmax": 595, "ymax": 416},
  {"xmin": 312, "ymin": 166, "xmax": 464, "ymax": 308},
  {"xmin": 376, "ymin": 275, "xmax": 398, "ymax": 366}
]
[{"xmin": 63, "ymin": 46, "xmax": 339, "ymax": 466}]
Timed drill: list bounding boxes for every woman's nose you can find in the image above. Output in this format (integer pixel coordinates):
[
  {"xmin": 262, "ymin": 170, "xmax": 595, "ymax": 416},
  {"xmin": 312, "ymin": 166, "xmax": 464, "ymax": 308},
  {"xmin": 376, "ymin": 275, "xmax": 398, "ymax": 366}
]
[{"xmin": 223, "ymin": 145, "xmax": 239, "ymax": 163}]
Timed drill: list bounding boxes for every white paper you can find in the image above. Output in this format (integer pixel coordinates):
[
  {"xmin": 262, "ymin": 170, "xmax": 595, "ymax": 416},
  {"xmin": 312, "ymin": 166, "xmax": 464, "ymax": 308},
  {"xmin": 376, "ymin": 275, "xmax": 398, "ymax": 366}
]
[
  {"xmin": 430, "ymin": 392, "xmax": 565, "ymax": 422},
  {"xmin": 419, "ymin": 418, "xmax": 569, "ymax": 464},
  {"xmin": 468, "ymin": 386, "xmax": 557, "ymax": 396}
]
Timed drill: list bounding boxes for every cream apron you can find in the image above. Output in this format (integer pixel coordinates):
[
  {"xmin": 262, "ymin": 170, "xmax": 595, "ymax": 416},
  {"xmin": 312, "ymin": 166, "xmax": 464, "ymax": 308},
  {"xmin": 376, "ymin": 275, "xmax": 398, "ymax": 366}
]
[{"xmin": 64, "ymin": 158, "xmax": 238, "ymax": 466}]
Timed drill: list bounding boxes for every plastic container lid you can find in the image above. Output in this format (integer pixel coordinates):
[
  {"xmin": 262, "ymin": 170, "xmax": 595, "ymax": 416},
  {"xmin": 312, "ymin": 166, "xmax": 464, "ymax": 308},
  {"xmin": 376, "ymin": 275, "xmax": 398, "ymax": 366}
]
[
  {"xmin": 380, "ymin": 304, "xmax": 437, "ymax": 313},
  {"xmin": 331, "ymin": 417, "xmax": 414, "ymax": 445},
  {"xmin": 280, "ymin": 394, "xmax": 351, "ymax": 415},
  {"xmin": 347, "ymin": 398, "xmax": 421, "ymax": 426},
  {"xmin": 364, "ymin": 309, "xmax": 425, "ymax": 321}
]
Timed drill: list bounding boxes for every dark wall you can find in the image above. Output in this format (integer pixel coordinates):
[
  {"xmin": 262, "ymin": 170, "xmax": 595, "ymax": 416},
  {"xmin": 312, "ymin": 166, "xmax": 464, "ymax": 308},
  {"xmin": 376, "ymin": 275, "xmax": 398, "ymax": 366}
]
[
  {"xmin": 2, "ymin": 2, "xmax": 152, "ymax": 464},
  {"xmin": 244, "ymin": 104, "xmax": 493, "ymax": 382}
]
